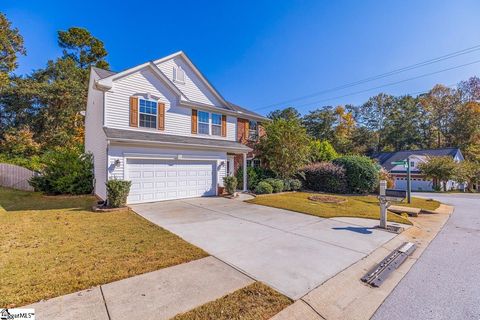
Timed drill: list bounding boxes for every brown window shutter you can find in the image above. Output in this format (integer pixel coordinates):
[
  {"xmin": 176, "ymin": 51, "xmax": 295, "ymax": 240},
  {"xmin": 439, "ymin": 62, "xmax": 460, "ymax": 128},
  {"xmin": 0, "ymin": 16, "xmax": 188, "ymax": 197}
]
[
  {"xmin": 191, "ymin": 109, "xmax": 198, "ymax": 134},
  {"xmin": 158, "ymin": 102, "xmax": 165, "ymax": 130},
  {"xmin": 221, "ymin": 115, "xmax": 227, "ymax": 137},
  {"xmin": 129, "ymin": 96, "xmax": 139, "ymax": 127},
  {"xmin": 245, "ymin": 120, "xmax": 249, "ymax": 137}
]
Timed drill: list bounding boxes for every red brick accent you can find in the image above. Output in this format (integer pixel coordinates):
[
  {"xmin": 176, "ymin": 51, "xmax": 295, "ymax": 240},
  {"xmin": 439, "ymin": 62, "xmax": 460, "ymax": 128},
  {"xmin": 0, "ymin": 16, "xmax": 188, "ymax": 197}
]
[{"xmin": 233, "ymin": 119, "xmax": 265, "ymax": 174}]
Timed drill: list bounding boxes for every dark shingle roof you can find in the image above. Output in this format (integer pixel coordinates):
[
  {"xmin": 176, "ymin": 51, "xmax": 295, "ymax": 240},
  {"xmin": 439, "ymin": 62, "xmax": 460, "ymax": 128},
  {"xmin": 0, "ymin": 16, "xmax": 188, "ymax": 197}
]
[
  {"xmin": 92, "ymin": 67, "xmax": 117, "ymax": 79},
  {"xmin": 226, "ymin": 102, "xmax": 269, "ymax": 121},
  {"xmin": 373, "ymin": 148, "xmax": 462, "ymax": 171},
  {"xmin": 104, "ymin": 127, "xmax": 252, "ymax": 152}
]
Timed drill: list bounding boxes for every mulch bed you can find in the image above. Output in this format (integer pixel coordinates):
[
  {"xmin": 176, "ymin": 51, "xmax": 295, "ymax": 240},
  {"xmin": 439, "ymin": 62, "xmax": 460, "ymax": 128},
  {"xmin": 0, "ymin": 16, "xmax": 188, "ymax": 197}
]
[{"xmin": 308, "ymin": 194, "xmax": 347, "ymax": 204}]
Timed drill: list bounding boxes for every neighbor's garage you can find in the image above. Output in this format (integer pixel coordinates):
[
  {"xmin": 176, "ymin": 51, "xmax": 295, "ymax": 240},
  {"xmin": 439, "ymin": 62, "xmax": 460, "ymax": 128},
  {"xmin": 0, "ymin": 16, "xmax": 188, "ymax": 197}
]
[{"xmin": 126, "ymin": 158, "xmax": 216, "ymax": 203}]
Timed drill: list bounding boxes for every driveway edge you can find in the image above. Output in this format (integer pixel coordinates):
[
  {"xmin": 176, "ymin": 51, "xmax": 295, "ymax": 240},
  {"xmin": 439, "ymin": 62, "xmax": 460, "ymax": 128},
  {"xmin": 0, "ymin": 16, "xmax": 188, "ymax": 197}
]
[{"xmin": 270, "ymin": 203, "xmax": 454, "ymax": 320}]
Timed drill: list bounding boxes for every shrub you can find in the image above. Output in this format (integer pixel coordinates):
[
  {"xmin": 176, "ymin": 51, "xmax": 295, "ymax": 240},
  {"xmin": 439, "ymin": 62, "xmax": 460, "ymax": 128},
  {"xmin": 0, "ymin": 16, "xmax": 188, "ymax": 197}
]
[
  {"xmin": 289, "ymin": 179, "xmax": 302, "ymax": 191},
  {"xmin": 223, "ymin": 176, "xmax": 238, "ymax": 195},
  {"xmin": 29, "ymin": 147, "xmax": 94, "ymax": 195},
  {"xmin": 255, "ymin": 181, "xmax": 273, "ymax": 194},
  {"xmin": 264, "ymin": 178, "xmax": 284, "ymax": 193},
  {"xmin": 106, "ymin": 179, "xmax": 132, "ymax": 208},
  {"xmin": 309, "ymin": 140, "xmax": 338, "ymax": 162},
  {"xmin": 236, "ymin": 166, "xmax": 274, "ymax": 191},
  {"xmin": 333, "ymin": 155, "xmax": 379, "ymax": 194},
  {"xmin": 301, "ymin": 162, "xmax": 347, "ymax": 193}
]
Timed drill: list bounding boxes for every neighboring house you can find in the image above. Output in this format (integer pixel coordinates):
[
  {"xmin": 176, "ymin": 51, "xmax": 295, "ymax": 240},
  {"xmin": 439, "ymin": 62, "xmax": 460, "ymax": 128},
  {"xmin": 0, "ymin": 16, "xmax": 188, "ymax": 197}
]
[
  {"xmin": 373, "ymin": 148, "xmax": 464, "ymax": 191},
  {"xmin": 85, "ymin": 51, "xmax": 268, "ymax": 204}
]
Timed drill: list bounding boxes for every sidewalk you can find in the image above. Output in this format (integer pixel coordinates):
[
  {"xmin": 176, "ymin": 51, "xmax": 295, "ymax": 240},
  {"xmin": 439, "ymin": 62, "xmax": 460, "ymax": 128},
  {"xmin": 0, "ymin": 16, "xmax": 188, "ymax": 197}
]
[
  {"xmin": 270, "ymin": 204, "xmax": 454, "ymax": 320},
  {"xmin": 27, "ymin": 256, "xmax": 254, "ymax": 320}
]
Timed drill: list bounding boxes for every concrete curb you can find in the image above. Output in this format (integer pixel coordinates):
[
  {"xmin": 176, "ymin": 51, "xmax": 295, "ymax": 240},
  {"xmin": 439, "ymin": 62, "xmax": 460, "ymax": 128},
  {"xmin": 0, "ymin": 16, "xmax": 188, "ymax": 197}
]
[{"xmin": 270, "ymin": 203, "xmax": 454, "ymax": 320}]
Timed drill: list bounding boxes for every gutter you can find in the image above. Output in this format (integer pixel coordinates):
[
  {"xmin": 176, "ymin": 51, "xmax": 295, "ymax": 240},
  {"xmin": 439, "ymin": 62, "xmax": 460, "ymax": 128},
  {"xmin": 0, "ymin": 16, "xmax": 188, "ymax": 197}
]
[{"xmin": 106, "ymin": 137, "xmax": 252, "ymax": 153}]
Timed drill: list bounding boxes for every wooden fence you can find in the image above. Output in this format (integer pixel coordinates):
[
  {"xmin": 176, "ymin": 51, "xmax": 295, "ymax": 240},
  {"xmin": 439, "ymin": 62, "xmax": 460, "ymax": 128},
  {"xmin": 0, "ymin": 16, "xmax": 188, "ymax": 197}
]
[{"xmin": 0, "ymin": 163, "xmax": 35, "ymax": 191}]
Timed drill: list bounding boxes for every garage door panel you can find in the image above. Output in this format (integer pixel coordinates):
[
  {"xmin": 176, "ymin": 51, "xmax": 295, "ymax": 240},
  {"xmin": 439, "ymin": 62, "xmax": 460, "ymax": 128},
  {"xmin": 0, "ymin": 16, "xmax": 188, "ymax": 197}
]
[{"xmin": 126, "ymin": 159, "xmax": 216, "ymax": 204}]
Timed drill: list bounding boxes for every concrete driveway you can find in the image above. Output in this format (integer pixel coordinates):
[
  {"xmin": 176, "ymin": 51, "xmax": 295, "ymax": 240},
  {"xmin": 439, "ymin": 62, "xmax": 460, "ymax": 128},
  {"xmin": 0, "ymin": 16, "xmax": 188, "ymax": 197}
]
[{"xmin": 132, "ymin": 196, "xmax": 403, "ymax": 299}]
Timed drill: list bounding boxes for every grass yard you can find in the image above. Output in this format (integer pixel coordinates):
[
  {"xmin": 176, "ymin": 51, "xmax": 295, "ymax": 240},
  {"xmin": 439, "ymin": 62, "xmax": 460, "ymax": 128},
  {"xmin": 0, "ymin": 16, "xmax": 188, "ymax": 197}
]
[
  {"xmin": 0, "ymin": 187, "xmax": 207, "ymax": 307},
  {"xmin": 173, "ymin": 282, "xmax": 292, "ymax": 320},
  {"xmin": 247, "ymin": 192, "xmax": 441, "ymax": 225}
]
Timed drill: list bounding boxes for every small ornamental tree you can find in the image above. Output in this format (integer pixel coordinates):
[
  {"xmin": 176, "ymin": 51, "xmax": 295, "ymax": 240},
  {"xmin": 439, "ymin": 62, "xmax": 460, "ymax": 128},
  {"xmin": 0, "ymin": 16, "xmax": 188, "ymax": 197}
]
[
  {"xmin": 309, "ymin": 139, "xmax": 339, "ymax": 162},
  {"xmin": 256, "ymin": 118, "xmax": 310, "ymax": 179},
  {"xmin": 454, "ymin": 160, "xmax": 480, "ymax": 191},
  {"xmin": 418, "ymin": 156, "xmax": 457, "ymax": 191}
]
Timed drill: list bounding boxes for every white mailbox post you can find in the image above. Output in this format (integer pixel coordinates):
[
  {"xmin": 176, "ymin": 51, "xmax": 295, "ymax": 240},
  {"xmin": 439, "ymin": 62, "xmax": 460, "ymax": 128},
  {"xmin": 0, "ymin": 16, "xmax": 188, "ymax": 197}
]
[{"xmin": 379, "ymin": 180, "xmax": 388, "ymax": 229}]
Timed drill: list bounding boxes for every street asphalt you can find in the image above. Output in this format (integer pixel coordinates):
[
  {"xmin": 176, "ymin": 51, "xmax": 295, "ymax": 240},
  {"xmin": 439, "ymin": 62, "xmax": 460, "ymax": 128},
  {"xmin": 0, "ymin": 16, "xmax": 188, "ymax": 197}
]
[{"xmin": 373, "ymin": 192, "xmax": 480, "ymax": 320}]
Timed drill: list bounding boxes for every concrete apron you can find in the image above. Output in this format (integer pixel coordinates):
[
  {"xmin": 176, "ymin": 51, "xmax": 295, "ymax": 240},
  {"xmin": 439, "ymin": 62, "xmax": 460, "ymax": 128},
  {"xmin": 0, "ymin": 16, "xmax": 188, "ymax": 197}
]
[
  {"xmin": 27, "ymin": 257, "xmax": 254, "ymax": 320},
  {"xmin": 132, "ymin": 197, "xmax": 410, "ymax": 300},
  {"xmin": 270, "ymin": 203, "xmax": 454, "ymax": 320}
]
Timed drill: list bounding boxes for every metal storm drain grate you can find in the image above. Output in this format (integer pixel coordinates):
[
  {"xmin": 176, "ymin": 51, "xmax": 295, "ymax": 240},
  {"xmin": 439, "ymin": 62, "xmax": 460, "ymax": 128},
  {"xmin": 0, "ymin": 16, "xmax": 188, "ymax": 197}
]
[{"xmin": 361, "ymin": 242, "xmax": 416, "ymax": 287}]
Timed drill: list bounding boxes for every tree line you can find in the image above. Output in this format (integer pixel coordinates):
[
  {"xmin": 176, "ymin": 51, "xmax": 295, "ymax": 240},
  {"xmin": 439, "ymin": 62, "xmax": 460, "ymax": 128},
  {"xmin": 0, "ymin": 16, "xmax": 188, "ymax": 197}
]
[
  {"xmin": 0, "ymin": 13, "xmax": 108, "ymax": 169},
  {"xmin": 268, "ymin": 78, "xmax": 480, "ymax": 164}
]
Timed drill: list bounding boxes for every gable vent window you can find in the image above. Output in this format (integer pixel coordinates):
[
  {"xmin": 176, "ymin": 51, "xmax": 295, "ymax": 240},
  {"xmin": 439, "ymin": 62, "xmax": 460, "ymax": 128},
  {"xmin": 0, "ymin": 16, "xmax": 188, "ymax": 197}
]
[
  {"xmin": 173, "ymin": 66, "xmax": 185, "ymax": 84},
  {"xmin": 139, "ymin": 99, "xmax": 157, "ymax": 129}
]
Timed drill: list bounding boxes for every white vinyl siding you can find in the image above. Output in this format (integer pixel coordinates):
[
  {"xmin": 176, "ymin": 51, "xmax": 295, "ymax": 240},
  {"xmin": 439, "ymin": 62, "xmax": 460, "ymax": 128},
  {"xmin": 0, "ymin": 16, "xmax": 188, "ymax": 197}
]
[
  {"xmin": 85, "ymin": 70, "xmax": 108, "ymax": 200},
  {"xmin": 104, "ymin": 68, "xmax": 237, "ymax": 141},
  {"xmin": 156, "ymin": 57, "xmax": 224, "ymax": 107}
]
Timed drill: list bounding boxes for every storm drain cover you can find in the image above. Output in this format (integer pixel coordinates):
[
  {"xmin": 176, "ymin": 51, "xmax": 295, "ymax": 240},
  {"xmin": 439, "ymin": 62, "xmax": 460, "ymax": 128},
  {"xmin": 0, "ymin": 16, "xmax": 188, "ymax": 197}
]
[{"xmin": 361, "ymin": 242, "xmax": 416, "ymax": 287}]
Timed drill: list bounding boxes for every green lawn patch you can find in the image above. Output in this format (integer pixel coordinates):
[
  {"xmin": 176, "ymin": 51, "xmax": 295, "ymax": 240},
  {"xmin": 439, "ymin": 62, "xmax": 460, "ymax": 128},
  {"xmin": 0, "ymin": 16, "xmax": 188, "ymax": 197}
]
[
  {"xmin": 172, "ymin": 282, "xmax": 292, "ymax": 320},
  {"xmin": 247, "ymin": 192, "xmax": 440, "ymax": 225},
  {"xmin": 0, "ymin": 187, "xmax": 207, "ymax": 307}
]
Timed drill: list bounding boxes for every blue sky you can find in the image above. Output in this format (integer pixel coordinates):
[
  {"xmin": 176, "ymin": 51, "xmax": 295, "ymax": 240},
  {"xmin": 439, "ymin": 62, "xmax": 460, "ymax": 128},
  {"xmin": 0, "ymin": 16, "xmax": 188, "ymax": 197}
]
[{"xmin": 3, "ymin": 0, "xmax": 480, "ymax": 115}]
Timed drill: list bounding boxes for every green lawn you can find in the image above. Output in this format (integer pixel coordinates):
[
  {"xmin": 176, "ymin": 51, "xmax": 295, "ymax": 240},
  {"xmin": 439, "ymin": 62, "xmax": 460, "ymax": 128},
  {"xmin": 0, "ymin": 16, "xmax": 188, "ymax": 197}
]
[
  {"xmin": 173, "ymin": 282, "xmax": 292, "ymax": 320},
  {"xmin": 247, "ymin": 192, "xmax": 441, "ymax": 225},
  {"xmin": 0, "ymin": 187, "xmax": 207, "ymax": 307}
]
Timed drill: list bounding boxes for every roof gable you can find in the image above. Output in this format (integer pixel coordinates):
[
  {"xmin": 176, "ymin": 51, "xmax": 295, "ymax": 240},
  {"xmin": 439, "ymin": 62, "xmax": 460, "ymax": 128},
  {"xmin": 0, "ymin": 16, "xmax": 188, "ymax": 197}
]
[{"xmin": 374, "ymin": 148, "xmax": 462, "ymax": 171}]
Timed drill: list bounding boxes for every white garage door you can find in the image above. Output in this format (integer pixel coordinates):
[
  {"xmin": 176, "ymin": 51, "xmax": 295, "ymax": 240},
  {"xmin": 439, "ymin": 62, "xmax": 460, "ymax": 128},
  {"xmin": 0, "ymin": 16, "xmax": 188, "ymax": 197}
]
[{"xmin": 126, "ymin": 159, "xmax": 216, "ymax": 204}]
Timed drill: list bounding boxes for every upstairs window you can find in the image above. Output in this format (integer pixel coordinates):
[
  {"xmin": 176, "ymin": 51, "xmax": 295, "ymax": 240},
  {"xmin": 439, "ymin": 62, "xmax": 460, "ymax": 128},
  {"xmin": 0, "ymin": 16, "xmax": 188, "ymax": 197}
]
[
  {"xmin": 198, "ymin": 111, "xmax": 209, "ymax": 134},
  {"xmin": 211, "ymin": 113, "xmax": 222, "ymax": 136},
  {"xmin": 248, "ymin": 120, "xmax": 258, "ymax": 141},
  {"xmin": 139, "ymin": 99, "xmax": 157, "ymax": 128},
  {"xmin": 173, "ymin": 66, "xmax": 185, "ymax": 83}
]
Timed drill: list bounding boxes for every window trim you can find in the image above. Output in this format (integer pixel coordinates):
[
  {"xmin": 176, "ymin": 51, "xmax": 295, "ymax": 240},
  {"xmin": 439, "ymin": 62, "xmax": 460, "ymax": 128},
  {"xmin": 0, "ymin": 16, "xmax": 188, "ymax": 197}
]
[
  {"xmin": 248, "ymin": 120, "xmax": 259, "ymax": 141},
  {"xmin": 197, "ymin": 110, "xmax": 210, "ymax": 135},
  {"xmin": 138, "ymin": 98, "xmax": 158, "ymax": 129},
  {"xmin": 211, "ymin": 113, "xmax": 222, "ymax": 136}
]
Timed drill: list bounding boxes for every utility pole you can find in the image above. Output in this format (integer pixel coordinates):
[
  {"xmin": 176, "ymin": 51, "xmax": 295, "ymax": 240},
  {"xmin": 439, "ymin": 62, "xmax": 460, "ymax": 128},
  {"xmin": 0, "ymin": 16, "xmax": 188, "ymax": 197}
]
[{"xmin": 406, "ymin": 156, "xmax": 411, "ymax": 204}]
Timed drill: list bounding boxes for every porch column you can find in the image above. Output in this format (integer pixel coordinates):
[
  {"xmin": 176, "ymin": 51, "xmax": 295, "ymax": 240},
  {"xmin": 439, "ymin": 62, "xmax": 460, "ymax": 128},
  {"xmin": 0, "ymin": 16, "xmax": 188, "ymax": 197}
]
[{"xmin": 243, "ymin": 153, "xmax": 247, "ymax": 192}]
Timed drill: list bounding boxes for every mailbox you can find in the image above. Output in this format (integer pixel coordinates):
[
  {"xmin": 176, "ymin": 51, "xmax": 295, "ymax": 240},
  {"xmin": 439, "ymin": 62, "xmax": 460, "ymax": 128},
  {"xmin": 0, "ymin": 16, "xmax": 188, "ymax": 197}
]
[{"xmin": 385, "ymin": 189, "xmax": 407, "ymax": 202}]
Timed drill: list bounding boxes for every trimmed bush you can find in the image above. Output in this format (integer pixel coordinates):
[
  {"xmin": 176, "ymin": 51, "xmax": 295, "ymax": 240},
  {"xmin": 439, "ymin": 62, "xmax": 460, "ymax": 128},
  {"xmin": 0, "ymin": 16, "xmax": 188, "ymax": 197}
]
[
  {"xmin": 301, "ymin": 162, "xmax": 347, "ymax": 193},
  {"xmin": 29, "ymin": 148, "xmax": 93, "ymax": 195},
  {"xmin": 264, "ymin": 178, "xmax": 284, "ymax": 193},
  {"xmin": 289, "ymin": 179, "xmax": 302, "ymax": 191},
  {"xmin": 255, "ymin": 181, "xmax": 273, "ymax": 194},
  {"xmin": 236, "ymin": 166, "xmax": 274, "ymax": 191},
  {"xmin": 333, "ymin": 155, "xmax": 379, "ymax": 194},
  {"xmin": 106, "ymin": 179, "xmax": 132, "ymax": 208},
  {"xmin": 223, "ymin": 176, "xmax": 238, "ymax": 195}
]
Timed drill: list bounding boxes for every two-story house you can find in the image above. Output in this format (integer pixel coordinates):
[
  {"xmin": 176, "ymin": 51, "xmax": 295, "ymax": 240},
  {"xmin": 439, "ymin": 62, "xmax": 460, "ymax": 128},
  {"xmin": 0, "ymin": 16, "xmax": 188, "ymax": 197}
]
[
  {"xmin": 85, "ymin": 51, "xmax": 268, "ymax": 204},
  {"xmin": 373, "ymin": 148, "xmax": 464, "ymax": 191}
]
